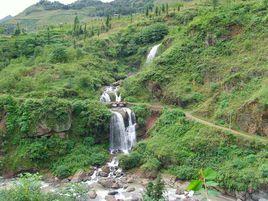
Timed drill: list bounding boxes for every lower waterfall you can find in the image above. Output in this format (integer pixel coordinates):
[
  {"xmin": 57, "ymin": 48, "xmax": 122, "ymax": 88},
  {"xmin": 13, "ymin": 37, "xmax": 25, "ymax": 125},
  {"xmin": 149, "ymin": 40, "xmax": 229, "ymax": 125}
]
[
  {"xmin": 100, "ymin": 85, "xmax": 137, "ymax": 154},
  {"xmin": 110, "ymin": 108, "xmax": 136, "ymax": 154}
]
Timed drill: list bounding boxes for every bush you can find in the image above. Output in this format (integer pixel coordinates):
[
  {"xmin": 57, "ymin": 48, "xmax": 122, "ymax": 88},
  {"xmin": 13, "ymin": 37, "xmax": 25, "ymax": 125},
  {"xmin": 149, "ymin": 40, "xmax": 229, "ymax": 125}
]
[
  {"xmin": 137, "ymin": 23, "xmax": 168, "ymax": 44},
  {"xmin": 143, "ymin": 176, "xmax": 165, "ymax": 201},
  {"xmin": 50, "ymin": 46, "xmax": 68, "ymax": 63},
  {"xmin": 119, "ymin": 152, "xmax": 142, "ymax": 170},
  {"xmin": 0, "ymin": 173, "xmax": 43, "ymax": 201}
]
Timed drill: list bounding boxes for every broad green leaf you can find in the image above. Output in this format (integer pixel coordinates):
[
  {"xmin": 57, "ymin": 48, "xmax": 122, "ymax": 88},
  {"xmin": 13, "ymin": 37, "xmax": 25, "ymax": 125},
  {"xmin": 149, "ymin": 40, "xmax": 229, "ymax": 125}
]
[
  {"xmin": 187, "ymin": 180, "xmax": 202, "ymax": 191},
  {"xmin": 206, "ymin": 181, "xmax": 219, "ymax": 187},
  {"xmin": 203, "ymin": 168, "xmax": 217, "ymax": 180}
]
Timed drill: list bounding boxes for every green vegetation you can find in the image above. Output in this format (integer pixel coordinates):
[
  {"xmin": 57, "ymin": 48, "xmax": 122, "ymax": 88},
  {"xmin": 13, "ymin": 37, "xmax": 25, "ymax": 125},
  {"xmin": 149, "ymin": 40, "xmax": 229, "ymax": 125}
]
[
  {"xmin": 125, "ymin": 109, "xmax": 267, "ymax": 191},
  {"xmin": 122, "ymin": 0, "xmax": 268, "ymax": 137},
  {"xmin": 0, "ymin": 0, "xmax": 267, "ymax": 197},
  {"xmin": 0, "ymin": 173, "xmax": 88, "ymax": 201},
  {"xmin": 143, "ymin": 176, "xmax": 165, "ymax": 201},
  {"xmin": 187, "ymin": 168, "xmax": 219, "ymax": 200}
]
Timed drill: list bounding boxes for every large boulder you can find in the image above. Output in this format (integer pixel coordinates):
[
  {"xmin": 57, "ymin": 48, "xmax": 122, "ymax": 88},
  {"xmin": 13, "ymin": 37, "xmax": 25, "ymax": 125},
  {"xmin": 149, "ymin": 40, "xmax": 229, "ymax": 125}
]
[
  {"xmin": 36, "ymin": 113, "xmax": 72, "ymax": 136},
  {"xmin": 70, "ymin": 170, "xmax": 90, "ymax": 182},
  {"xmin": 98, "ymin": 178, "xmax": 122, "ymax": 189},
  {"xmin": 88, "ymin": 190, "xmax": 97, "ymax": 199},
  {"xmin": 236, "ymin": 100, "xmax": 268, "ymax": 136}
]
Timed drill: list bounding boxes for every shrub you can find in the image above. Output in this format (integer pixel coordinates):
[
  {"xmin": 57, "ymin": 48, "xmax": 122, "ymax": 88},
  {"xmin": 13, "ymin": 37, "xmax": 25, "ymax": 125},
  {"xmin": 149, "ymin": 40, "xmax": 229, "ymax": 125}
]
[
  {"xmin": 143, "ymin": 176, "xmax": 165, "ymax": 201},
  {"xmin": 119, "ymin": 152, "xmax": 142, "ymax": 170},
  {"xmin": 0, "ymin": 173, "xmax": 43, "ymax": 201},
  {"xmin": 137, "ymin": 23, "xmax": 168, "ymax": 44},
  {"xmin": 50, "ymin": 47, "xmax": 68, "ymax": 63}
]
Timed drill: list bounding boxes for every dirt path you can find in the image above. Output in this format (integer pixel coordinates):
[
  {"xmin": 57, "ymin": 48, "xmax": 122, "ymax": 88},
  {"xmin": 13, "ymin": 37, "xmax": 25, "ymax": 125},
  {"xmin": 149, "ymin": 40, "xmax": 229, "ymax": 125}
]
[
  {"xmin": 126, "ymin": 102, "xmax": 268, "ymax": 144},
  {"xmin": 185, "ymin": 112, "xmax": 268, "ymax": 144}
]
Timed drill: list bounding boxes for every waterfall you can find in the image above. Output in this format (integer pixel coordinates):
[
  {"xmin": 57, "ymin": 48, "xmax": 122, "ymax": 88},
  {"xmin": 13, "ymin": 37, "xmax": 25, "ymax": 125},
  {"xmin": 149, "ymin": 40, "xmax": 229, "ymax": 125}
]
[
  {"xmin": 123, "ymin": 108, "xmax": 137, "ymax": 149},
  {"xmin": 110, "ymin": 108, "xmax": 137, "ymax": 154},
  {"xmin": 100, "ymin": 86, "xmax": 121, "ymax": 103},
  {"xmin": 146, "ymin": 44, "xmax": 161, "ymax": 63},
  {"xmin": 110, "ymin": 110, "xmax": 129, "ymax": 153}
]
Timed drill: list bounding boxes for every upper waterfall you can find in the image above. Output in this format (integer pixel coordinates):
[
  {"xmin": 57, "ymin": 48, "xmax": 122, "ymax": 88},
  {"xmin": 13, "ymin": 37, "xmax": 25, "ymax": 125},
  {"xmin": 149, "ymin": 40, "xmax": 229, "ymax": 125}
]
[
  {"xmin": 100, "ymin": 86, "xmax": 121, "ymax": 103},
  {"xmin": 146, "ymin": 44, "xmax": 161, "ymax": 63}
]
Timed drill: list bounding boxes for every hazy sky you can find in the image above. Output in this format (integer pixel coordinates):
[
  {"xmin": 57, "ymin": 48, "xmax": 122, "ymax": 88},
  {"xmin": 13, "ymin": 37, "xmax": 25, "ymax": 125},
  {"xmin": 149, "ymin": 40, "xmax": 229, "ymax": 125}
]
[{"xmin": 0, "ymin": 0, "xmax": 77, "ymax": 19}]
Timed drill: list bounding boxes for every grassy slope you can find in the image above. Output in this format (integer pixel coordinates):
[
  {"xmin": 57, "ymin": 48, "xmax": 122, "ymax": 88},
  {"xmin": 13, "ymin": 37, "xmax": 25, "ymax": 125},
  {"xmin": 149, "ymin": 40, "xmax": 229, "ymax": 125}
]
[
  {"xmin": 0, "ymin": 0, "xmax": 267, "ymax": 193},
  {"xmin": 0, "ymin": 13, "xmax": 168, "ymax": 177},
  {"xmin": 118, "ymin": 0, "xmax": 268, "ymax": 193},
  {"xmin": 122, "ymin": 0, "xmax": 268, "ymax": 136}
]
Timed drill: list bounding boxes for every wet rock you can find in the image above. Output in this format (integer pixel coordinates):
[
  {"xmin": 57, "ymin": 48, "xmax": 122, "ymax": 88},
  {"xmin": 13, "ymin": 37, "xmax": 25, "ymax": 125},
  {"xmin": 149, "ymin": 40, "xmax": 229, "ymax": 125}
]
[
  {"xmin": 111, "ymin": 182, "xmax": 120, "ymax": 189},
  {"xmin": 102, "ymin": 165, "xmax": 110, "ymax": 174},
  {"xmin": 126, "ymin": 177, "xmax": 134, "ymax": 183},
  {"xmin": 61, "ymin": 178, "xmax": 70, "ymax": 183},
  {"xmin": 70, "ymin": 170, "xmax": 88, "ymax": 183},
  {"xmin": 88, "ymin": 190, "xmax": 97, "ymax": 199},
  {"xmin": 105, "ymin": 195, "xmax": 117, "ymax": 201},
  {"xmin": 130, "ymin": 197, "xmax": 142, "ymax": 201},
  {"xmin": 108, "ymin": 191, "xmax": 118, "ymax": 195},
  {"xmin": 251, "ymin": 190, "xmax": 268, "ymax": 201},
  {"xmin": 176, "ymin": 188, "xmax": 184, "ymax": 195},
  {"xmin": 99, "ymin": 171, "xmax": 109, "ymax": 177},
  {"xmin": 98, "ymin": 178, "xmax": 115, "ymax": 188},
  {"xmin": 126, "ymin": 187, "xmax": 135, "ymax": 192},
  {"xmin": 142, "ymin": 169, "xmax": 158, "ymax": 179}
]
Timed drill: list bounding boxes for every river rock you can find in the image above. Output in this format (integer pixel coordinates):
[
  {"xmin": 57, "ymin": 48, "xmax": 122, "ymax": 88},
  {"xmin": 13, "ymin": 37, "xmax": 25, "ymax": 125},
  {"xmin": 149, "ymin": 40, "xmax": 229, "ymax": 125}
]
[
  {"xmin": 98, "ymin": 178, "xmax": 115, "ymax": 188},
  {"xmin": 105, "ymin": 195, "xmax": 117, "ymax": 201},
  {"xmin": 70, "ymin": 170, "xmax": 88, "ymax": 182},
  {"xmin": 176, "ymin": 188, "xmax": 185, "ymax": 195},
  {"xmin": 102, "ymin": 165, "xmax": 110, "ymax": 174},
  {"xmin": 108, "ymin": 191, "xmax": 118, "ymax": 195},
  {"xmin": 130, "ymin": 196, "xmax": 142, "ymax": 201},
  {"xmin": 126, "ymin": 177, "xmax": 134, "ymax": 183},
  {"xmin": 126, "ymin": 187, "xmax": 135, "ymax": 192},
  {"xmin": 99, "ymin": 171, "xmax": 109, "ymax": 177},
  {"xmin": 88, "ymin": 190, "xmax": 97, "ymax": 199},
  {"xmin": 111, "ymin": 182, "xmax": 120, "ymax": 189}
]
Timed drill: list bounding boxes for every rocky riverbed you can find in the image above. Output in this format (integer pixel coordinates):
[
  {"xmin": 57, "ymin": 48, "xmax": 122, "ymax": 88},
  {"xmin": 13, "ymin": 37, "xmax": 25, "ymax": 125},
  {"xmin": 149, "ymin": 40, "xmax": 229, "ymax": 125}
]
[{"xmin": 0, "ymin": 156, "xmax": 267, "ymax": 201}]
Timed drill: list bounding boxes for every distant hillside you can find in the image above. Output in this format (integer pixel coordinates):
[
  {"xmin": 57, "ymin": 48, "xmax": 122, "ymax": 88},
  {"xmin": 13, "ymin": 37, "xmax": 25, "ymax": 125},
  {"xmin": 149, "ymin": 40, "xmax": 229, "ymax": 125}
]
[
  {"xmin": 0, "ymin": 15, "xmax": 12, "ymax": 24},
  {"xmin": 3, "ymin": 0, "xmax": 154, "ymax": 32}
]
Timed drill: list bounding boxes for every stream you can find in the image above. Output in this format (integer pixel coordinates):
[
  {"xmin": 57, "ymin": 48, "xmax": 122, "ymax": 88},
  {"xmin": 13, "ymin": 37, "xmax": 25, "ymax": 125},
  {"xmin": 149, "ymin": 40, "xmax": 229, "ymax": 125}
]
[{"xmin": 0, "ymin": 44, "xmax": 266, "ymax": 201}]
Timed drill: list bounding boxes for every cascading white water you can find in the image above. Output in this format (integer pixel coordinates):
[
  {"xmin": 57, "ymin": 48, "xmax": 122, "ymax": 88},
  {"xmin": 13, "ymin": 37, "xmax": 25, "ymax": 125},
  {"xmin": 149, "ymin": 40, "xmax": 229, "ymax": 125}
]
[
  {"xmin": 146, "ymin": 44, "xmax": 161, "ymax": 63},
  {"xmin": 100, "ymin": 86, "xmax": 121, "ymax": 103},
  {"xmin": 123, "ymin": 108, "xmax": 137, "ymax": 149},
  {"xmin": 110, "ymin": 108, "xmax": 137, "ymax": 154}
]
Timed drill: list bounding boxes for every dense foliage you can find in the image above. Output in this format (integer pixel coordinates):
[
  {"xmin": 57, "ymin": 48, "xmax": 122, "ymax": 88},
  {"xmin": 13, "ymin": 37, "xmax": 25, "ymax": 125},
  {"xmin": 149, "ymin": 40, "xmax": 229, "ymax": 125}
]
[
  {"xmin": 0, "ymin": 0, "xmax": 267, "ymax": 197},
  {"xmin": 122, "ymin": 0, "xmax": 268, "ymax": 136},
  {"xmin": 123, "ymin": 109, "xmax": 268, "ymax": 191}
]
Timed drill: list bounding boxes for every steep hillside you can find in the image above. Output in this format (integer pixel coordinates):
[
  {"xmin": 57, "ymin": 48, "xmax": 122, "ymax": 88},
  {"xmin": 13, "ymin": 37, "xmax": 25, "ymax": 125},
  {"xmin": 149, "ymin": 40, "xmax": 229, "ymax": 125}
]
[
  {"xmin": 2, "ymin": 0, "xmax": 154, "ymax": 32},
  {"xmin": 122, "ymin": 0, "xmax": 268, "ymax": 137},
  {"xmin": 0, "ymin": 0, "xmax": 267, "ymax": 199}
]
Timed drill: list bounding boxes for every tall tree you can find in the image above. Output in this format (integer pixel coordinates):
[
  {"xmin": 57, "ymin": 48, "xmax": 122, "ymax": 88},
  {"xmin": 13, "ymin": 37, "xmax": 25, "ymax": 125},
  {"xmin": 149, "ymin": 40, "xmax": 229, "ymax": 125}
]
[
  {"xmin": 46, "ymin": 26, "xmax": 51, "ymax": 43},
  {"xmin": 145, "ymin": 7, "xmax": 149, "ymax": 17},
  {"xmin": 73, "ymin": 16, "xmax": 80, "ymax": 36},
  {"xmin": 212, "ymin": 0, "xmax": 219, "ymax": 9},
  {"xmin": 165, "ymin": 3, "xmax": 169, "ymax": 14},
  {"xmin": 161, "ymin": 4, "xmax": 165, "ymax": 12},
  {"xmin": 14, "ymin": 23, "xmax": 21, "ymax": 36},
  {"xmin": 155, "ymin": 6, "xmax": 159, "ymax": 16},
  {"xmin": 105, "ymin": 15, "xmax": 111, "ymax": 31}
]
